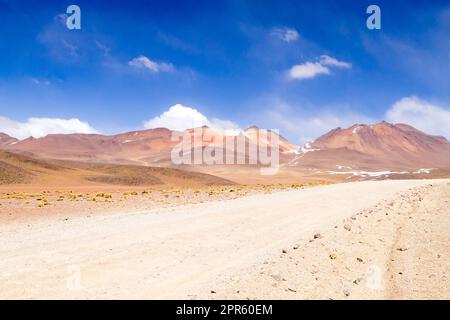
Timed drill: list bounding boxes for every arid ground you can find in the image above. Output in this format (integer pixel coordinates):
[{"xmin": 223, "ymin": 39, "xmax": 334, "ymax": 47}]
[{"xmin": 1, "ymin": 179, "xmax": 449, "ymax": 299}]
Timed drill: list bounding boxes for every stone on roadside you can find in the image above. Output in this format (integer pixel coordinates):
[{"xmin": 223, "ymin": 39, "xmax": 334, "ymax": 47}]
[{"xmin": 313, "ymin": 233, "xmax": 323, "ymax": 240}]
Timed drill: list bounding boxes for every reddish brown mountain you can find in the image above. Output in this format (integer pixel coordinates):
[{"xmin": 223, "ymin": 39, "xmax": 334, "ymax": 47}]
[
  {"xmin": 292, "ymin": 121, "xmax": 450, "ymax": 169},
  {"xmin": 243, "ymin": 126, "xmax": 298, "ymax": 152},
  {"xmin": 1, "ymin": 128, "xmax": 176, "ymax": 165},
  {"xmin": 2, "ymin": 121, "xmax": 450, "ymax": 171},
  {"xmin": 0, "ymin": 126, "xmax": 298, "ymax": 166},
  {"xmin": 0, "ymin": 133, "xmax": 18, "ymax": 147}
]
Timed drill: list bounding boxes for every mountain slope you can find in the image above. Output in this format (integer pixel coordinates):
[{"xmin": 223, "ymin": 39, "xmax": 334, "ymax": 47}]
[
  {"xmin": 292, "ymin": 121, "xmax": 450, "ymax": 169},
  {"xmin": 0, "ymin": 133, "xmax": 18, "ymax": 147},
  {"xmin": 1, "ymin": 126, "xmax": 299, "ymax": 166},
  {"xmin": 0, "ymin": 150, "xmax": 233, "ymax": 187},
  {"xmin": 2, "ymin": 121, "xmax": 450, "ymax": 172},
  {"xmin": 2, "ymin": 128, "xmax": 176, "ymax": 165},
  {"xmin": 0, "ymin": 150, "xmax": 64, "ymax": 184}
]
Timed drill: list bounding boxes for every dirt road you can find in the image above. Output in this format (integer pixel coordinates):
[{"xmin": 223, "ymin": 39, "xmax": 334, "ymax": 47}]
[{"xmin": 0, "ymin": 179, "xmax": 448, "ymax": 299}]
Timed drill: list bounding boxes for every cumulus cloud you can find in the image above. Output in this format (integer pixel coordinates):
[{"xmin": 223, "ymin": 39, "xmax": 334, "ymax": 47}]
[
  {"xmin": 271, "ymin": 27, "xmax": 299, "ymax": 43},
  {"xmin": 0, "ymin": 116, "xmax": 99, "ymax": 140},
  {"xmin": 386, "ymin": 96, "xmax": 450, "ymax": 139},
  {"xmin": 128, "ymin": 55, "xmax": 174, "ymax": 73},
  {"xmin": 288, "ymin": 55, "xmax": 351, "ymax": 80},
  {"xmin": 288, "ymin": 62, "xmax": 330, "ymax": 80},
  {"xmin": 144, "ymin": 104, "xmax": 241, "ymax": 134}
]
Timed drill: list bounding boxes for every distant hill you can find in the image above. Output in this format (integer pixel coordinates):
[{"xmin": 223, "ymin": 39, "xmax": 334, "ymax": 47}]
[
  {"xmin": 289, "ymin": 121, "xmax": 450, "ymax": 170},
  {"xmin": 0, "ymin": 126, "xmax": 298, "ymax": 166},
  {"xmin": 0, "ymin": 150, "xmax": 233, "ymax": 187},
  {"xmin": 0, "ymin": 133, "xmax": 18, "ymax": 147}
]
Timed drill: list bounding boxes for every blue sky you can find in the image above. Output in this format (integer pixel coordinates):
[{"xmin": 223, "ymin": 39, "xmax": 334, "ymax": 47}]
[{"xmin": 1, "ymin": 0, "xmax": 450, "ymax": 143}]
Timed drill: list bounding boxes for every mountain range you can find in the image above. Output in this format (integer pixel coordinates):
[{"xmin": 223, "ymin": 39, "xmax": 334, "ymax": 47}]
[{"xmin": 1, "ymin": 121, "xmax": 450, "ymax": 173}]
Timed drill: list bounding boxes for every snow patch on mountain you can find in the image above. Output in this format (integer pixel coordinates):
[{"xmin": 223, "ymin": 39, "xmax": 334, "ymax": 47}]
[
  {"xmin": 414, "ymin": 168, "xmax": 434, "ymax": 174},
  {"xmin": 327, "ymin": 170, "xmax": 409, "ymax": 177},
  {"xmin": 352, "ymin": 126, "xmax": 361, "ymax": 134}
]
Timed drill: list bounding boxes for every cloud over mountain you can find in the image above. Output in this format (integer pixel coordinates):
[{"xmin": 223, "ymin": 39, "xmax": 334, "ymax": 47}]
[
  {"xmin": 386, "ymin": 96, "xmax": 450, "ymax": 139},
  {"xmin": 144, "ymin": 104, "xmax": 241, "ymax": 134},
  {"xmin": 0, "ymin": 116, "xmax": 99, "ymax": 140}
]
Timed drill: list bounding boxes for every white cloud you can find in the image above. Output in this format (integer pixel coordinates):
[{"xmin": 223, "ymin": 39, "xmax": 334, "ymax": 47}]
[
  {"xmin": 31, "ymin": 78, "xmax": 51, "ymax": 86},
  {"xmin": 95, "ymin": 40, "xmax": 111, "ymax": 57},
  {"xmin": 208, "ymin": 118, "xmax": 241, "ymax": 135},
  {"xmin": 144, "ymin": 104, "xmax": 241, "ymax": 134},
  {"xmin": 319, "ymin": 55, "xmax": 352, "ymax": 69},
  {"xmin": 54, "ymin": 13, "xmax": 68, "ymax": 26},
  {"xmin": 144, "ymin": 104, "xmax": 208, "ymax": 130},
  {"xmin": 0, "ymin": 116, "xmax": 99, "ymax": 140},
  {"xmin": 271, "ymin": 27, "xmax": 299, "ymax": 43},
  {"xmin": 270, "ymin": 111, "xmax": 374, "ymax": 144},
  {"xmin": 288, "ymin": 55, "xmax": 351, "ymax": 80},
  {"xmin": 128, "ymin": 55, "xmax": 174, "ymax": 73},
  {"xmin": 256, "ymin": 98, "xmax": 374, "ymax": 144},
  {"xmin": 386, "ymin": 96, "xmax": 450, "ymax": 139},
  {"xmin": 61, "ymin": 40, "xmax": 78, "ymax": 57},
  {"xmin": 288, "ymin": 62, "xmax": 330, "ymax": 80}
]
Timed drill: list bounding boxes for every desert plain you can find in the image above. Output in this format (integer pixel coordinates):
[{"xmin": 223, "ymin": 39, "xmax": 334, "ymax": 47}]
[{"xmin": 1, "ymin": 177, "xmax": 449, "ymax": 299}]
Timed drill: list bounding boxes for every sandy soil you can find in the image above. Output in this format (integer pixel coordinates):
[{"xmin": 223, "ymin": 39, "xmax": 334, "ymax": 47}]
[
  {"xmin": 0, "ymin": 179, "xmax": 448, "ymax": 299},
  {"xmin": 212, "ymin": 181, "xmax": 450, "ymax": 300},
  {"xmin": 0, "ymin": 183, "xmax": 321, "ymax": 224}
]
